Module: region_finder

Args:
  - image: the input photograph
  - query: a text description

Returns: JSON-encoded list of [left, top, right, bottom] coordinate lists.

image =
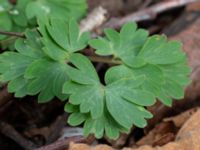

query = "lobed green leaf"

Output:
[[26, 0, 87, 21], [0, 19, 191, 140]]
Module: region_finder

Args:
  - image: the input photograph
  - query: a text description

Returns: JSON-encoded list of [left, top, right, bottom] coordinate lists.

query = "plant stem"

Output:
[[0, 31, 119, 65], [0, 31, 25, 38], [88, 55, 122, 64], [0, 37, 17, 45]]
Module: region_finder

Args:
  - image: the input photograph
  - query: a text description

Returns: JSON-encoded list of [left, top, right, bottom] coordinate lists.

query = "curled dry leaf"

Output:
[[68, 142, 114, 150], [136, 121, 176, 146], [124, 109, 200, 150], [68, 109, 200, 150], [163, 107, 199, 127]]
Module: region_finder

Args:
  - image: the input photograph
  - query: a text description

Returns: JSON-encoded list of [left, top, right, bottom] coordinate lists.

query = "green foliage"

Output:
[[63, 55, 154, 138], [0, 0, 13, 40], [0, 18, 190, 139], [0, 19, 90, 102], [89, 23, 191, 106], [26, 0, 87, 21], [0, 0, 87, 46]]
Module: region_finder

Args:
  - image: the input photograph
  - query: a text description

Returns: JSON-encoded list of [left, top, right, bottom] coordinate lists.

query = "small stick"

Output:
[[0, 31, 25, 38], [0, 87, 13, 108], [35, 136, 86, 150], [139, 0, 152, 9], [46, 113, 68, 144], [0, 121, 37, 150], [88, 55, 122, 64], [104, 0, 198, 29], [80, 6, 107, 33]]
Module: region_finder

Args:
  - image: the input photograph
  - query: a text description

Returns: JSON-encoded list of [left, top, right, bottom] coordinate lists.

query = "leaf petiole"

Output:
[[0, 31, 25, 38], [88, 55, 122, 65]]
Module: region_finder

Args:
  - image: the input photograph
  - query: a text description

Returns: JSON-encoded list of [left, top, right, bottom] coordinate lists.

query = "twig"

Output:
[[0, 37, 17, 47], [35, 136, 86, 150], [0, 121, 37, 150], [88, 55, 122, 64], [80, 6, 107, 33], [139, 0, 152, 9], [0, 87, 12, 108], [103, 0, 198, 29], [46, 113, 68, 144], [0, 31, 25, 38]]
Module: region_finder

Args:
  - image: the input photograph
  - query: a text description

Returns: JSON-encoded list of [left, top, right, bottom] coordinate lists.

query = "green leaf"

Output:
[[105, 70, 154, 129], [66, 105, 128, 139], [37, 18, 90, 62], [15, 30, 45, 58], [89, 38, 114, 56], [122, 89, 155, 106], [64, 103, 79, 113], [0, 16, 90, 102], [66, 53, 99, 84], [0, 30, 44, 96], [63, 81, 104, 119], [0, 0, 88, 48], [0, 17, 190, 141], [83, 115, 105, 139], [89, 22, 148, 65], [64, 26, 191, 138], [26, 0, 87, 21], [63, 53, 104, 119], [106, 63, 189, 107], [7, 76, 29, 97], [25, 58, 69, 102], [0, 52, 35, 82], [63, 54, 155, 139], [68, 112, 87, 126], [0, 29, 70, 102], [0, 0, 12, 11], [0, 12, 12, 40], [37, 19, 70, 61], [0, 0, 29, 41], [138, 35, 186, 65], [45, 18, 90, 53], [90, 22, 190, 107], [11, 0, 29, 27]]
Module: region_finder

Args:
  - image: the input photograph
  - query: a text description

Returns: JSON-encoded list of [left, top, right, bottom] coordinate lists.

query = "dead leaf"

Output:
[[124, 109, 200, 150], [136, 122, 176, 146], [69, 142, 114, 150], [68, 109, 200, 150], [164, 107, 199, 127]]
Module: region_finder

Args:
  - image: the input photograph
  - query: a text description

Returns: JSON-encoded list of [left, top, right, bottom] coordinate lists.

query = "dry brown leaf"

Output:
[[164, 107, 199, 127], [187, 2, 200, 11], [68, 109, 200, 150], [106, 133, 131, 148], [69, 143, 114, 150], [123, 109, 200, 150], [136, 122, 176, 146]]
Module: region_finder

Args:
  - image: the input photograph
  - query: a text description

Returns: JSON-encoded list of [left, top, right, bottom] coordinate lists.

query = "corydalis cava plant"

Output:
[[0, 19, 190, 139]]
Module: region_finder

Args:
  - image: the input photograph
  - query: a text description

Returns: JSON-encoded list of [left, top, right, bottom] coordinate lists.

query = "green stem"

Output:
[[88, 56, 122, 64], [0, 31, 25, 38], [0, 37, 17, 45], [0, 31, 121, 65]]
